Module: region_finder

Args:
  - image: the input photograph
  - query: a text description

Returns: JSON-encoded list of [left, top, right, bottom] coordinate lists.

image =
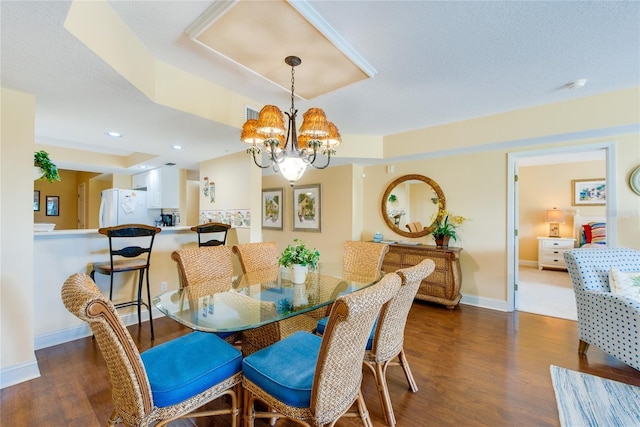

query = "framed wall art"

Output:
[[571, 178, 606, 206], [34, 190, 40, 211], [292, 184, 321, 232], [46, 195, 59, 216], [262, 188, 283, 230]]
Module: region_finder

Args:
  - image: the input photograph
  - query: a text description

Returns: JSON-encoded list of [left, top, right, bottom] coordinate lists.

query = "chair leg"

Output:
[[397, 348, 418, 392], [355, 389, 373, 427], [374, 361, 396, 427], [136, 270, 144, 328], [578, 339, 590, 354], [144, 268, 154, 340]]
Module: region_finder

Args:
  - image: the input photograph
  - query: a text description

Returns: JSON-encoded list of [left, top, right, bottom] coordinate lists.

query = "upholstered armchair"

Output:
[[564, 248, 640, 370]]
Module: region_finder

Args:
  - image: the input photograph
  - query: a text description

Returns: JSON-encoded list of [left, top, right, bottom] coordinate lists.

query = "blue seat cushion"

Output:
[[242, 331, 321, 408], [141, 331, 242, 407], [316, 316, 377, 350]]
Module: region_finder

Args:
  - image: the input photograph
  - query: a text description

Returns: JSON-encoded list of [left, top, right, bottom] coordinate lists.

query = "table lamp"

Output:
[[545, 208, 565, 238]]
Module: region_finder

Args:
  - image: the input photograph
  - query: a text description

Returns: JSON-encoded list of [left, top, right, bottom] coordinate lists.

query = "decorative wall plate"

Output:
[[630, 165, 640, 196]]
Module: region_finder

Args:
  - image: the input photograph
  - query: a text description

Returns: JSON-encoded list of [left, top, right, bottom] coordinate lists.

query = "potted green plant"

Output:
[[34, 150, 61, 183], [431, 211, 467, 247], [278, 238, 320, 284]]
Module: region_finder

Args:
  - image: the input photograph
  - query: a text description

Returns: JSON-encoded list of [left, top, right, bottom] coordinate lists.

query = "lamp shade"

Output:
[[545, 208, 565, 223], [257, 105, 285, 135], [240, 119, 264, 145], [322, 122, 342, 149], [299, 108, 329, 137]]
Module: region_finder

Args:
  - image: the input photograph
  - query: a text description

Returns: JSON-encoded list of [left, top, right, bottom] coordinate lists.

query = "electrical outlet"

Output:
[[160, 281, 167, 291]]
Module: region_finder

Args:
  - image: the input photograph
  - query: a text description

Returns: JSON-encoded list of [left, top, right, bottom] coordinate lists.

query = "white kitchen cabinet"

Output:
[[132, 172, 148, 190], [537, 237, 575, 270], [146, 166, 179, 209]]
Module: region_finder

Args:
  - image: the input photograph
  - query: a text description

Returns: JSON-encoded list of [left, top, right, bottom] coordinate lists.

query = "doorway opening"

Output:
[[506, 142, 616, 317]]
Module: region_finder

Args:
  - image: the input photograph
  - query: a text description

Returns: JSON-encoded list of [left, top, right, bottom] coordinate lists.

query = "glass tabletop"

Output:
[[153, 263, 381, 333]]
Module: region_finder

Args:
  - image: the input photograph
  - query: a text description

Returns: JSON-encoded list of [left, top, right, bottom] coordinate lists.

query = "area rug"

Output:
[[550, 365, 640, 426]]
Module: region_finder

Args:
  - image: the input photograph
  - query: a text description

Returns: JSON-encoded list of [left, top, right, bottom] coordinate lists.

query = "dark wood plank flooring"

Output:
[[2, 302, 639, 426]]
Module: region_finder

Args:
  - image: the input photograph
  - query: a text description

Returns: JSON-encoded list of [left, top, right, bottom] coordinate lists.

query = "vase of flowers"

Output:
[[278, 238, 320, 284], [431, 210, 467, 247]]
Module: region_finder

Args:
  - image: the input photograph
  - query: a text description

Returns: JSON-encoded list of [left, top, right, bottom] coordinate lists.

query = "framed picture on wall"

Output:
[[262, 188, 283, 230], [34, 190, 40, 211], [46, 195, 59, 216], [292, 184, 321, 232], [571, 178, 606, 206]]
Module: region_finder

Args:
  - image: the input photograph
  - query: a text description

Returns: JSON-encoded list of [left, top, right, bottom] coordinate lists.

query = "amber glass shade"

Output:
[[299, 108, 329, 137], [257, 105, 285, 135], [240, 119, 264, 145]]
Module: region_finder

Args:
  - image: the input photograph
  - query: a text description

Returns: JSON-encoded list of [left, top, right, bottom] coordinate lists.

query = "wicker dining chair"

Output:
[[171, 245, 240, 343], [308, 241, 389, 324], [232, 242, 279, 272], [242, 272, 402, 427], [90, 224, 161, 339], [61, 273, 242, 427], [363, 258, 435, 427], [232, 242, 317, 347], [190, 222, 230, 247], [171, 245, 234, 289]]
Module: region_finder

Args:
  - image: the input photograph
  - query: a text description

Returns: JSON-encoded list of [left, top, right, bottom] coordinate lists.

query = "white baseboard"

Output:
[[35, 307, 165, 350], [460, 293, 510, 312], [0, 359, 40, 389], [519, 260, 538, 268], [2, 309, 165, 389]]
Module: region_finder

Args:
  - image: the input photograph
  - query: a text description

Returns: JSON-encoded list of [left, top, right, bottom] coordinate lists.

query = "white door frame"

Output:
[[506, 141, 616, 311]]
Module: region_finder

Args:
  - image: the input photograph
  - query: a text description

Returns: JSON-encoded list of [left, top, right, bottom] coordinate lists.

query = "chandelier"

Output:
[[240, 56, 341, 185]]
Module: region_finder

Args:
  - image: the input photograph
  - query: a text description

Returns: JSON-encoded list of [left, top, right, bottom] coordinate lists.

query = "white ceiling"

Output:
[[1, 1, 639, 175]]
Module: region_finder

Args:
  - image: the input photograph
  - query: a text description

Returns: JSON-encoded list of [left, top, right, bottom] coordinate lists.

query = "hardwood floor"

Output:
[[2, 302, 640, 426]]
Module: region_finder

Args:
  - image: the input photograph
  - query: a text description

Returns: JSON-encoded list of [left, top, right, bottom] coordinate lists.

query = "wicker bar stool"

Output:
[[61, 273, 242, 427], [190, 222, 230, 247], [242, 272, 402, 427], [90, 224, 161, 339]]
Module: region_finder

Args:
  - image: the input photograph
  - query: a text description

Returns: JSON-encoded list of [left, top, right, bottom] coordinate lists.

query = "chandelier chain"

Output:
[[290, 64, 296, 116]]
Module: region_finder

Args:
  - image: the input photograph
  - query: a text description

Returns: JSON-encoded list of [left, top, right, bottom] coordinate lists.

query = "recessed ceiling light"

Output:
[[139, 165, 149, 169], [105, 131, 123, 138], [172, 145, 183, 150]]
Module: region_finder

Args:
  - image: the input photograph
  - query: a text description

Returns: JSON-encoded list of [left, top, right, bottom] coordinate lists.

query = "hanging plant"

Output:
[[34, 150, 61, 183], [388, 194, 397, 203]]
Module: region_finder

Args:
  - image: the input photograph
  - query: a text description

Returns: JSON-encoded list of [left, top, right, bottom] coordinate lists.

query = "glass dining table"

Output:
[[153, 263, 382, 354]]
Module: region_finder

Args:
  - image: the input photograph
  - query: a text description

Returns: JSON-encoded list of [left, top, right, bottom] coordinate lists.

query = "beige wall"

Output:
[[262, 164, 360, 264], [199, 151, 261, 271], [1, 88, 38, 379], [518, 160, 606, 262]]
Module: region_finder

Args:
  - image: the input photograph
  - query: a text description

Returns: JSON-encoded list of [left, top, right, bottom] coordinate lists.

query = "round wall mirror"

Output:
[[381, 174, 446, 238]]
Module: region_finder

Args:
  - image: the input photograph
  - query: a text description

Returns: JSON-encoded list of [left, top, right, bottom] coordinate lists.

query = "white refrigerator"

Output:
[[99, 188, 161, 228]]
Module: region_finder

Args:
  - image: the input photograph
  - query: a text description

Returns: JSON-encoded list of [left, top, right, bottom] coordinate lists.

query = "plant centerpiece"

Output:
[[34, 150, 61, 183], [431, 209, 467, 247], [278, 238, 320, 284]]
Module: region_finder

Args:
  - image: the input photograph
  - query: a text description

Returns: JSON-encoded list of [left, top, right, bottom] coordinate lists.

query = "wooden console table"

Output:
[[381, 243, 462, 309]]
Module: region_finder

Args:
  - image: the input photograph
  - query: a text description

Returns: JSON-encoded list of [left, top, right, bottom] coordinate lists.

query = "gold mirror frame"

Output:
[[381, 174, 446, 238]]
